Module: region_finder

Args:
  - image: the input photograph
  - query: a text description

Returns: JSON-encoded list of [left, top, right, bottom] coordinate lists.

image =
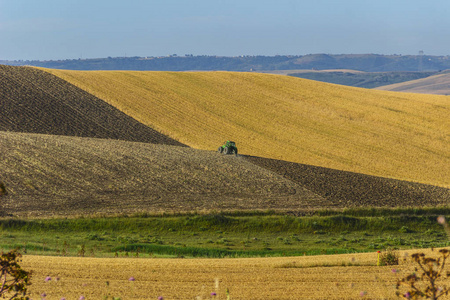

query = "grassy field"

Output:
[[2, 210, 449, 299], [43, 68, 450, 187], [1, 210, 449, 258]]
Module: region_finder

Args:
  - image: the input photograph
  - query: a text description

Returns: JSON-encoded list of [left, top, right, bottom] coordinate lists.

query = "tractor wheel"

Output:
[[218, 147, 223, 153], [224, 147, 229, 154], [234, 148, 238, 156]]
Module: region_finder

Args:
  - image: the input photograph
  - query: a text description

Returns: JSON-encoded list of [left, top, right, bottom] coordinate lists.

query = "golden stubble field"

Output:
[[21, 248, 448, 300], [42, 69, 450, 187]]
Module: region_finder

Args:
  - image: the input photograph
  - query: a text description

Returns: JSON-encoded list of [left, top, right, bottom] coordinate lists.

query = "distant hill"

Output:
[[376, 71, 450, 95], [2, 54, 450, 72], [285, 70, 437, 88], [43, 68, 450, 187], [0, 65, 184, 146]]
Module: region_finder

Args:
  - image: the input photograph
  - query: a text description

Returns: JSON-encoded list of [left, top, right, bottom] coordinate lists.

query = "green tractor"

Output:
[[218, 140, 238, 156]]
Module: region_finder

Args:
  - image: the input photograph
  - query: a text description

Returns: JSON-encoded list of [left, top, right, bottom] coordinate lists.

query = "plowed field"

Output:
[[246, 155, 450, 208], [0, 65, 184, 146], [1, 131, 449, 218], [0, 131, 328, 217]]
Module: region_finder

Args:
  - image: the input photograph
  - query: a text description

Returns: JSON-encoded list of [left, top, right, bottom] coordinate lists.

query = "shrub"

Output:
[[396, 249, 450, 299], [380, 248, 399, 266], [0, 249, 32, 299]]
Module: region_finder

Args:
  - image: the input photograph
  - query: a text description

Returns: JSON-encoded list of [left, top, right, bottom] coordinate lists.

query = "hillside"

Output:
[[246, 156, 450, 209], [0, 131, 326, 217], [3, 54, 450, 72], [43, 68, 450, 187], [1, 131, 448, 217], [284, 70, 436, 88], [0, 65, 184, 146], [376, 71, 450, 95]]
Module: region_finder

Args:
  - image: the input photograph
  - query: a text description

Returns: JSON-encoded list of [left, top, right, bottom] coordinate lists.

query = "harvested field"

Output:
[[1, 131, 449, 218], [21, 248, 447, 299], [1, 64, 450, 300], [43, 68, 450, 187], [0, 65, 184, 146], [0, 131, 329, 217], [1, 64, 449, 213], [376, 71, 450, 95]]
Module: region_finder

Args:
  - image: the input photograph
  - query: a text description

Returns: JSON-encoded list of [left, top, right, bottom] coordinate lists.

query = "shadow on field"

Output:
[[0, 65, 185, 146], [244, 155, 450, 209]]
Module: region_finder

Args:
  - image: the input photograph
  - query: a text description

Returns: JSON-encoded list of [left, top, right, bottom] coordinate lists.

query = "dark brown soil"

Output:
[[1, 132, 449, 218], [245, 155, 450, 208], [0, 132, 328, 217], [0, 65, 184, 146]]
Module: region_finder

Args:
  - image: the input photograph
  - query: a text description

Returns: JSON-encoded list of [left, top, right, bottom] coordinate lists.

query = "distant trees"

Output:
[[3, 54, 450, 72]]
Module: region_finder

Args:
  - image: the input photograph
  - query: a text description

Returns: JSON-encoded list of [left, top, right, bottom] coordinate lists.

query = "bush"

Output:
[[396, 249, 450, 299], [380, 248, 399, 266], [0, 249, 32, 299]]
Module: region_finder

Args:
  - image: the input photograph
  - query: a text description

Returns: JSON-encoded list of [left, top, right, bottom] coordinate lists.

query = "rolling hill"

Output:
[[376, 71, 450, 95], [4, 53, 450, 72], [282, 70, 436, 89], [1, 64, 449, 217], [1, 131, 448, 218], [0, 65, 184, 146], [42, 68, 450, 187], [0, 131, 327, 217]]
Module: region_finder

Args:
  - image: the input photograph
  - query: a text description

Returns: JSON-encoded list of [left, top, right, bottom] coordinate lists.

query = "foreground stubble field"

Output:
[[22, 249, 446, 299]]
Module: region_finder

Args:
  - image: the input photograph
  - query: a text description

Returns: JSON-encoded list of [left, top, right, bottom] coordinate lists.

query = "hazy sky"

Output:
[[1, 0, 449, 61]]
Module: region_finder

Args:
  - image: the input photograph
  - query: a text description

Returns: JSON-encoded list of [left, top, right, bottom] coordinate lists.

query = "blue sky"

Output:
[[1, 0, 449, 60]]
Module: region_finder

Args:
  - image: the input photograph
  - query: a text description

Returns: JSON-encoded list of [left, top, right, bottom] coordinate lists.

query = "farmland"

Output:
[[2, 131, 449, 218], [2, 65, 448, 217], [376, 70, 450, 95], [0, 65, 184, 146], [19, 248, 450, 299], [0, 131, 324, 217], [285, 69, 437, 89], [1, 64, 450, 299], [43, 68, 450, 187]]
